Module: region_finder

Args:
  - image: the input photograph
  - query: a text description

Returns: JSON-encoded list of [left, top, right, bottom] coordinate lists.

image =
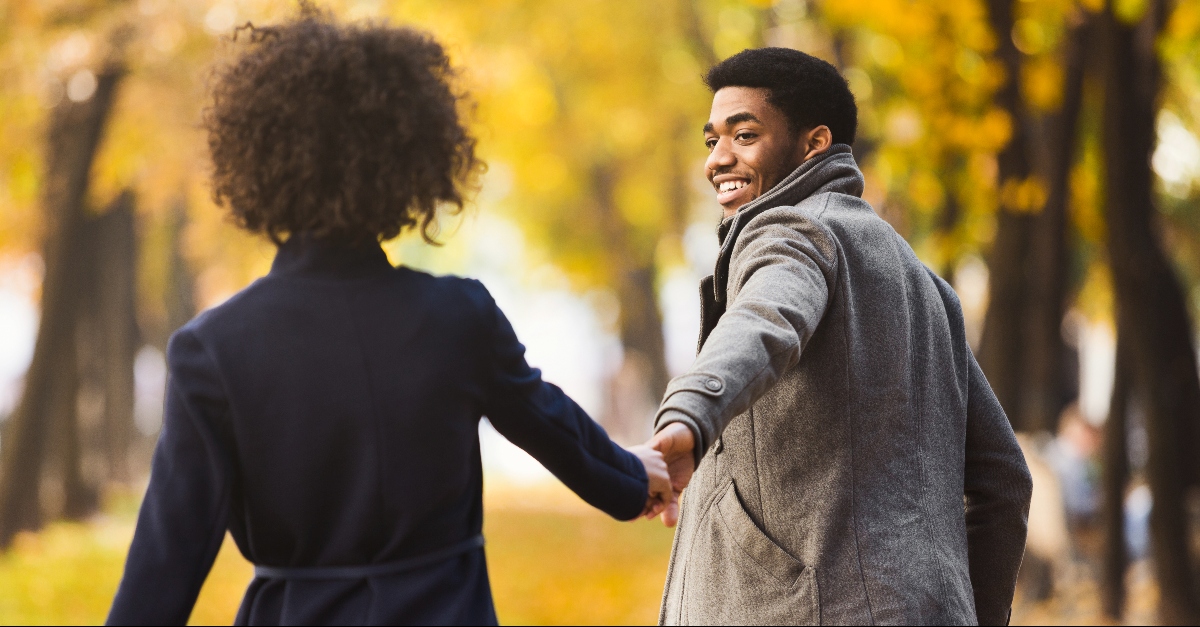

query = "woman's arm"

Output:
[[469, 281, 658, 521], [107, 328, 233, 626]]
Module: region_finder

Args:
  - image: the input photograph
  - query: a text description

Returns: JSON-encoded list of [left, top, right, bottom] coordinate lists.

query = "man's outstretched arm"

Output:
[[963, 351, 1033, 625], [651, 208, 838, 524]]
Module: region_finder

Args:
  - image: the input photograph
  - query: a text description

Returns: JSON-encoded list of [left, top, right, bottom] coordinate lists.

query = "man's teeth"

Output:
[[719, 180, 748, 193]]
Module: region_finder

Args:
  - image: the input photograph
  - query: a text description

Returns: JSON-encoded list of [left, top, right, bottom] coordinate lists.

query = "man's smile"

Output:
[[713, 174, 754, 206]]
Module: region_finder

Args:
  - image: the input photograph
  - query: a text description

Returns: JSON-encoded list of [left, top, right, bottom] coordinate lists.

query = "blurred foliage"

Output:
[[1159, 1, 1200, 313], [823, 0, 1011, 268], [2, 0, 1200, 323]]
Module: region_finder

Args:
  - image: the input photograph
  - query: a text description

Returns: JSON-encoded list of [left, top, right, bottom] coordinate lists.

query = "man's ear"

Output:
[[801, 125, 833, 162]]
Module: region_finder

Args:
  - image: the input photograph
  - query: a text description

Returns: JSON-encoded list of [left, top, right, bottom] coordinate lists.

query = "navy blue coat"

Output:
[[106, 238, 649, 625]]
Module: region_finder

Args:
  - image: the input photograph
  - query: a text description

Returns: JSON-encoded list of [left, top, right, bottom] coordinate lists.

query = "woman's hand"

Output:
[[626, 444, 672, 519]]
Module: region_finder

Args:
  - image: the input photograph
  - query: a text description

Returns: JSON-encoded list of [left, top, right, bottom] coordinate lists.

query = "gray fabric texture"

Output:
[[655, 145, 1032, 626]]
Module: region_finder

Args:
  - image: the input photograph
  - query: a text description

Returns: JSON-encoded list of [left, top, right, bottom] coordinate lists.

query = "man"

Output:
[[648, 48, 1032, 625]]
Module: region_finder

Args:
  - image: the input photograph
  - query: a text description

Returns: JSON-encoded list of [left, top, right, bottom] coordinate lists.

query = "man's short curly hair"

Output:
[[705, 48, 857, 146], [204, 11, 480, 244]]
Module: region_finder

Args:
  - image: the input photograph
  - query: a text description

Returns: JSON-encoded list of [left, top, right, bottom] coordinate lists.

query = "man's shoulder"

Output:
[[734, 193, 887, 262], [790, 192, 907, 257], [745, 192, 880, 234], [741, 198, 830, 237], [801, 191, 885, 224], [725, 200, 843, 291]]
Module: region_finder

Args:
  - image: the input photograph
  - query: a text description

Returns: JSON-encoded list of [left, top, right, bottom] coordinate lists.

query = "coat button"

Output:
[[704, 378, 722, 392]]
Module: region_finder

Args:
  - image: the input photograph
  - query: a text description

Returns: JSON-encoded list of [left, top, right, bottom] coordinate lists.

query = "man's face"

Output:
[[703, 87, 806, 217]]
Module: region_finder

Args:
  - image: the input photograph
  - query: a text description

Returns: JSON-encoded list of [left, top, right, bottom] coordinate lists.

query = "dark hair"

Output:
[[704, 47, 857, 146], [203, 10, 481, 244]]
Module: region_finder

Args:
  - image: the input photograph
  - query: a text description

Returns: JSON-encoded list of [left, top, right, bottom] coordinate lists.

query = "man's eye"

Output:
[[705, 138, 718, 150], [736, 132, 757, 142]]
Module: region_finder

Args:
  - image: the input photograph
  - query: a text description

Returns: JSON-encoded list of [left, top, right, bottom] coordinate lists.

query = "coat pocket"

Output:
[[681, 481, 819, 625]]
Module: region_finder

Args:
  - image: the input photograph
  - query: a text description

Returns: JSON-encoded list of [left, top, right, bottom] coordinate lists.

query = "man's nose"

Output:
[[705, 139, 736, 175]]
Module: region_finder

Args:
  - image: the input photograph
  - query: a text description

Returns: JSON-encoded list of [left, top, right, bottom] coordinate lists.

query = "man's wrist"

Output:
[[656, 410, 704, 468]]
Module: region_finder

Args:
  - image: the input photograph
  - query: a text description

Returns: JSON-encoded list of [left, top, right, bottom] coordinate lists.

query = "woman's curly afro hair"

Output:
[[204, 9, 480, 244]]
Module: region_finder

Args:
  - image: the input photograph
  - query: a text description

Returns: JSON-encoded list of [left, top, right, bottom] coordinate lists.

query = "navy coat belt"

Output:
[[253, 535, 486, 580]]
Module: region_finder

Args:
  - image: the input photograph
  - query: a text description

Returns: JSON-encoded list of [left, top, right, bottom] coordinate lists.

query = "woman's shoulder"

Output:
[[173, 268, 503, 356], [394, 268, 498, 319], [171, 275, 275, 338]]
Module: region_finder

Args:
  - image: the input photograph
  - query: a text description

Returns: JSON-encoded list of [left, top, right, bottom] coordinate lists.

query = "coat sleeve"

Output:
[[653, 207, 838, 464], [107, 328, 233, 626], [469, 281, 649, 521], [963, 350, 1033, 625]]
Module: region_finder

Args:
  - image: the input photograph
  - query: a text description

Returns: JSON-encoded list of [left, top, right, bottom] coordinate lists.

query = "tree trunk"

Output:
[[935, 153, 964, 283], [1101, 339, 1130, 620], [681, 0, 719, 68], [93, 191, 138, 483], [71, 192, 139, 495], [827, 26, 880, 196], [165, 197, 197, 341], [1020, 12, 1091, 434], [1100, 1, 1200, 622], [144, 195, 198, 352], [0, 66, 124, 547], [57, 342, 93, 520], [614, 262, 670, 437], [592, 163, 669, 444], [979, 0, 1037, 429], [667, 117, 693, 238]]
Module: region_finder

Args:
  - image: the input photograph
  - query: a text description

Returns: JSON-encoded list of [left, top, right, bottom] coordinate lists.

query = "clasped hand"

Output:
[[625, 422, 695, 527]]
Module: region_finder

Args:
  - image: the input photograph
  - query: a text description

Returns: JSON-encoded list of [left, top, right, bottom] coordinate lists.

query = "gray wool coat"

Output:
[[655, 145, 1033, 626]]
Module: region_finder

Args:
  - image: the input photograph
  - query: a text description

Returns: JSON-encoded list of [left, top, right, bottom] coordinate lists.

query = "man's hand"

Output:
[[649, 422, 696, 527], [626, 444, 672, 519]]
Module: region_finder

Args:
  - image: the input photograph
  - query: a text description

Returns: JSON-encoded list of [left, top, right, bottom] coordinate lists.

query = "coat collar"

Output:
[[711, 144, 863, 305], [270, 235, 392, 279]]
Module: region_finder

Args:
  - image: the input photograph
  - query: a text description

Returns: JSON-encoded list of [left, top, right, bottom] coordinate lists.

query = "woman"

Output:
[[107, 11, 669, 626]]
